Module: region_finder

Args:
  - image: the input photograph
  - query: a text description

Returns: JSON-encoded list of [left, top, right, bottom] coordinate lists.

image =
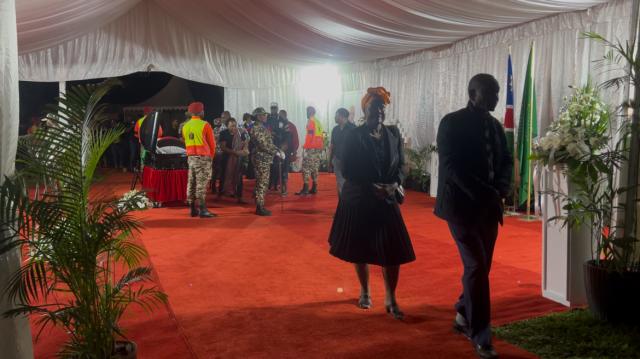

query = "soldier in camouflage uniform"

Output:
[[182, 102, 216, 218], [250, 107, 285, 216], [296, 106, 325, 196]]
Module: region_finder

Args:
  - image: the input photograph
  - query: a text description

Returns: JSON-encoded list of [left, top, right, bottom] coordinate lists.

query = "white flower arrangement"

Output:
[[119, 190, 152, 211], [532, 84, 609, 167]]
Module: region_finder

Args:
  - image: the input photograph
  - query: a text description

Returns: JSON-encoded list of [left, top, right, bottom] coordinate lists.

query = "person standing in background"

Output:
[[295, 106, 324, 196], [267, 102, 286, 192], [277, 109, 299, 196], [211, 111, 230, 194], [219, 118, 250, 204], [250, 107, 285, 216], [328, 108, 355, 197], [133, 106, 153, 170], [182, 102, 217, 219]]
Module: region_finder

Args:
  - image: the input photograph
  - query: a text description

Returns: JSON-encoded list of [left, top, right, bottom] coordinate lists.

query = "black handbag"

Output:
[[395, 184, 405, 204]]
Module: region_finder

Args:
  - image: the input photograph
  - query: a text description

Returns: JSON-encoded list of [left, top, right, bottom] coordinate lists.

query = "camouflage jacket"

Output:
[[251, 122, 278, 163]]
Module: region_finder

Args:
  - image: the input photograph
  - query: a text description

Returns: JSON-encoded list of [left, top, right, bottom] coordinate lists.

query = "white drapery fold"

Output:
[[333, 0, 631, 148], [18, 0, 301, 89]]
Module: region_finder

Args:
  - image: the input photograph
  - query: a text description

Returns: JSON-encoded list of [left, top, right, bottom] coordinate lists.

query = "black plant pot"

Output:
[[583, 260, 640, 323]]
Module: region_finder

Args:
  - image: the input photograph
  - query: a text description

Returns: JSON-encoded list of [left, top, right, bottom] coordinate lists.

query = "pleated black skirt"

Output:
[[328, 181, 415, 266]]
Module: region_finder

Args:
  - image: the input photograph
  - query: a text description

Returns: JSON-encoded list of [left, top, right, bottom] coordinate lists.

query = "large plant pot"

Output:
[[583, 260, 640, 323], [112, 341, 137, 359]]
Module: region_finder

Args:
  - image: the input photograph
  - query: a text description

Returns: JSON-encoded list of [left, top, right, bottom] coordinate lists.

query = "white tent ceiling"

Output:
[[17, 0, 607, 63]]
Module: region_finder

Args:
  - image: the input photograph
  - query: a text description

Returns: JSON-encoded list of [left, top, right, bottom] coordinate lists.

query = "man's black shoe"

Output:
[[190, 203, 199, 217], [309, 183, 318, 194], [295, 184, 309, 196], [199, 205, 216, 218], [474, 344, 498, 359], [453, 313, 471, 340], [256, 206, 272, 216]]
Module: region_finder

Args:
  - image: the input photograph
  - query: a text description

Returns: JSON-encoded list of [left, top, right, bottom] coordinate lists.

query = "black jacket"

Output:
[[434, 103, 513, 225], [340, 125, 405, 207]]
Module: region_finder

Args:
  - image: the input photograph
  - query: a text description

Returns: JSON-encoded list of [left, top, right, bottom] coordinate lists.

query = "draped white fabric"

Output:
[[0, 1, 34, 357], [14, 0, 630, 149], [334, 0, 632, 148], [227, 0, 632, 149], [17, 0, 606, 63]]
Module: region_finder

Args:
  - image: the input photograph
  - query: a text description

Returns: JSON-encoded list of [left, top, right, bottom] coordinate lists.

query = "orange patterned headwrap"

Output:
[[361, 87, 391, 112]]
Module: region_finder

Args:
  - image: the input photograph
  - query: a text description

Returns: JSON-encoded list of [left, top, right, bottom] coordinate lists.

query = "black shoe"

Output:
[[281, 183, 288, 196], [385, 303, 404, 320], [309, 183, 317, 194], [295, 184, 309, 196], [199, 205, 216, 218], [453, 313, 471, 340], [255, 206, 272, 216], [190, 203, 199, 217], [474, 344, 498, 359], [357, 294, 372, 309]]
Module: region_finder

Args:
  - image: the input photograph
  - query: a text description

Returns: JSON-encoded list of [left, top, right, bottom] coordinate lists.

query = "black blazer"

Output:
[[434, 103, 513, 225], [342, 125, 404, 186]]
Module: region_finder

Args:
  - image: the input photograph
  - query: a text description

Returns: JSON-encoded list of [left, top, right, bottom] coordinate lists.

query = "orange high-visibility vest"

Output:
[[303, 116, 324, 149], [182, 116, 215, 157], [134, 115, 146, 140], [134, 115, 164, 143]]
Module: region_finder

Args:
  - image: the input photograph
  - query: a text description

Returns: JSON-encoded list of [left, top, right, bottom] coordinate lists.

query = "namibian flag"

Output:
[[505, 53, 515, 197]]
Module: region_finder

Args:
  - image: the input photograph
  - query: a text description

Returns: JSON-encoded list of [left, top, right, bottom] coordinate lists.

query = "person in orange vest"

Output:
[[296, 106, 325, 195], [133, 106, 164, 170], [182, 102, 216, 218]]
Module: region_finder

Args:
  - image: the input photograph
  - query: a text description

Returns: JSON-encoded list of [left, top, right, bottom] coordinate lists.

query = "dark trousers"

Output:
[[269, 157, 289, 188], [448, 219, 499, 347]]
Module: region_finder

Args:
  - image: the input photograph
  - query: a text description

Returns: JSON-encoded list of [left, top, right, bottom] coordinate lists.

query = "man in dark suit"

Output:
[[435, 74, 513, 359]]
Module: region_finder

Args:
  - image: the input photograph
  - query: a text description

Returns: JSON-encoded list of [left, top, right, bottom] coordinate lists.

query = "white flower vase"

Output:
[[541, 166, 592, 307]]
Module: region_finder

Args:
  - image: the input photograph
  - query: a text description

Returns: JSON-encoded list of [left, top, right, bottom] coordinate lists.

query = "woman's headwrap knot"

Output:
[[361, 87, 391, 112]]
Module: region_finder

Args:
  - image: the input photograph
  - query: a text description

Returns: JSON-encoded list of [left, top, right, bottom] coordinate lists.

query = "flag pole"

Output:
[[504, 45, 519, 216], [522, 41, 538, 221]]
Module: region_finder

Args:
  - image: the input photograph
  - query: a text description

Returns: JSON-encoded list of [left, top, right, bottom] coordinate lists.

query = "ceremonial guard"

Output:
[[182, 102, 216, 218]]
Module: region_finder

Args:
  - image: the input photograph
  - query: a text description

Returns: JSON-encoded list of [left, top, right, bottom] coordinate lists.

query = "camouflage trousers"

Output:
[[301, 148, 322, 184], [254, 155, 273, 207], [187, 156, 213, 204]]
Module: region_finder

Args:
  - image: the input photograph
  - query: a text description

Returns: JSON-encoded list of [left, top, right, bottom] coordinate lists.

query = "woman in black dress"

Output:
[[328, 87, 415, 320]]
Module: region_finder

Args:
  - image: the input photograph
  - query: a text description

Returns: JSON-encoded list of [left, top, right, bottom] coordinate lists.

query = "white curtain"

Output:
[[0, 0, 34, 357], [18, 0, 300, 89], [336, 0, 632, 149], [225, 0, 632, 150]]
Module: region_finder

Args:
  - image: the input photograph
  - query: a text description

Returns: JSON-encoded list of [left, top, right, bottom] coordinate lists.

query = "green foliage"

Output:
[[404, 145, 436, 192], [0, 80, 167, 358], [495, 309, 640, 359]]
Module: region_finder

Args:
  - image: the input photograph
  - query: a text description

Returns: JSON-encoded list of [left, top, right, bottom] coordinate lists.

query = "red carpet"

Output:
[[33, 171, 564, 358]]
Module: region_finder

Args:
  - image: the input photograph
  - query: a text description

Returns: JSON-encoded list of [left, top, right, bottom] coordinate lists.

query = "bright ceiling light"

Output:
[[300, 64, 341, 104]]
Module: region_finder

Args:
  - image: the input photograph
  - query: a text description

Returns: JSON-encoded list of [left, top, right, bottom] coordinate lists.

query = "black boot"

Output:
[[295, 183, 309, 196], [190, 202, 199, 217], [255, 205, 272, 216], [309, 182, 318, 194], [199, 203, 216, 218], [281, 181, 288, 197]]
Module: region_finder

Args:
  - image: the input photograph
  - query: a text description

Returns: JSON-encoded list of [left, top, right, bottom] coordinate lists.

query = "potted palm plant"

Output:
[[0, 80, 167, 357], [532, 77, 640, 321]]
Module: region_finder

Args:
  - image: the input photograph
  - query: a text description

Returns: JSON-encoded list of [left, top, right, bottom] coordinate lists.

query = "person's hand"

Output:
[[239, 149, 250, 157], [373, 183, 397, 200], [276, 150, 286, 160]]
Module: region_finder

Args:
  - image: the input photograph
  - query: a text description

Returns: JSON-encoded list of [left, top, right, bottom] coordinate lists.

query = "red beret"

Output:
[[188, 102, 204, 115], [143, 106, 153, 115]]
